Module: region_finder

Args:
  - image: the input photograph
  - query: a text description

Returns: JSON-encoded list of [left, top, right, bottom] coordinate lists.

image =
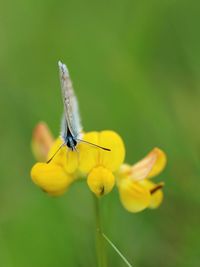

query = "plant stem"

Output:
[[93, 196, 107, 267]]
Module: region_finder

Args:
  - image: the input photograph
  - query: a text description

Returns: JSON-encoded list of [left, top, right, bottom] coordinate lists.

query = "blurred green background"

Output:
[[0, 0, 200, 266]]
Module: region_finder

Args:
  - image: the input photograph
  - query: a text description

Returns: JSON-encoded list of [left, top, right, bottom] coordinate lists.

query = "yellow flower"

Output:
[[30, 122, 167, 213], [79, 131, 125, 197], [31, 124, 125, 197], [117, 148, 167, 213], [31, 123, 76, 196]]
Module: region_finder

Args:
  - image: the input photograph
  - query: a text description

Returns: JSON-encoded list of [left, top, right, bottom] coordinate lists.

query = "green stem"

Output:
[[93, 196, 107, 267]]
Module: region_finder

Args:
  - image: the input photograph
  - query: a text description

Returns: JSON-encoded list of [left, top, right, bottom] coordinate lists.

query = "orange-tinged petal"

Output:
[[31, 162, 73, 195], [31, 122, 54, 161], [99, 131, 125, 172], [87, 166, 115, 197], [118, 179, 151, 212], [129, 152, 157, 181], [126, 148, 167, 181], [139, 180, 164, 209], [147, 148, 167, 178]]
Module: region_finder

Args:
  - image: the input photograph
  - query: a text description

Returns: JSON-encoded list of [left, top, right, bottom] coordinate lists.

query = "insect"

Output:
[[47, 61, 110, 163]]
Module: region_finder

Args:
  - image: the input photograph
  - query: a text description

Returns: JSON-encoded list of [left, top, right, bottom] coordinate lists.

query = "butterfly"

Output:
[[47, 61, 110, 163]]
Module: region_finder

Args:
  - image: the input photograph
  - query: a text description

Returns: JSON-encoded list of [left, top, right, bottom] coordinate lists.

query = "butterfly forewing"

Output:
[[58, 61, 82, 138]]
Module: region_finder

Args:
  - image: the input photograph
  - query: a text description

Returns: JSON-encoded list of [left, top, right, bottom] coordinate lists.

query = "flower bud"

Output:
[[31, 122, 54, 161]]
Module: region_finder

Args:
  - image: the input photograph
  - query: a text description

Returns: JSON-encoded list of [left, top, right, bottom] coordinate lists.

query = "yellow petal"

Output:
[[118, 179, 151, 212], [87, 166, 115, 197], [126, 147, 167, 181], [98, 131, 125, 172], [47, 138, 78, 174], [139, 180, 164, 209], [47, 137, 66, 165], [79, 131, 125, 173], [31, 122, 54, 162], [31, 162, 73, 195], [150, 190, 163, 209], [65, 150, 79, 173], [147, 148, 167, 178], [78, 132, 99, 173]]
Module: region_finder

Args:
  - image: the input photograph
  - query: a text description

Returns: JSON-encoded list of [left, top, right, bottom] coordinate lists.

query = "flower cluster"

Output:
[[31, 122, 167, 212]]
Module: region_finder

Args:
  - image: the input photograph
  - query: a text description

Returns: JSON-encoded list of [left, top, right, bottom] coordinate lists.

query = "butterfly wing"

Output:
[[58, 61, 82, 138]]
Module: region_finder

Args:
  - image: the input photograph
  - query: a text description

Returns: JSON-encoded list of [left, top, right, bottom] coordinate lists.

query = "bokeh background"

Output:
[[0, 0, 200, 266]]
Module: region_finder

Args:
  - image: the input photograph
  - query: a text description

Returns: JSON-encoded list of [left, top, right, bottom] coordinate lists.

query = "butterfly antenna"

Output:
[[76, 139, 111, 151], [46, 143, 65, 164]]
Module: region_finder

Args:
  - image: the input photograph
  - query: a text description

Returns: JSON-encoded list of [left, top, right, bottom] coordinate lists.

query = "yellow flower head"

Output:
[[30, 123, 167, 213], [31, 124, 125, 197]]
